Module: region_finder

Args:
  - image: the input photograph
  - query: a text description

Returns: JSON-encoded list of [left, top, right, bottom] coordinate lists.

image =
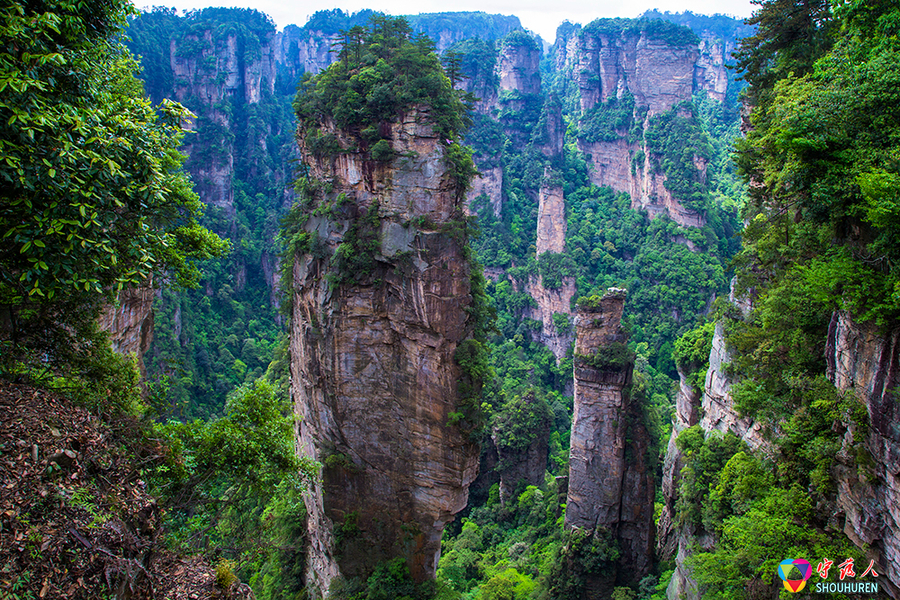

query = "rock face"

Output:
[[552, 22, 727, 228], [535, 180, 566, 256], [523, 276, 576, 362], [465, 166, 503, 217], [826, 312, 900, 598], [98, 286, 156, 373], [560, 29, 698, 116], [491, 390, 551, 505], [171, 28, 277, 216], [498, 37, 542, 96], [566, 289, 655, 589], [657, 319, 764, 600], [523, 177, 576, 361], [660, 309, 900, 599], [290, 111, 481, 594], [274, 26, 338, 78]]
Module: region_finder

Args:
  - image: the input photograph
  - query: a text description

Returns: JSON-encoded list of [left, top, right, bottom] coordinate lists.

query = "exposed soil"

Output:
[[0, 380, 252, 599]]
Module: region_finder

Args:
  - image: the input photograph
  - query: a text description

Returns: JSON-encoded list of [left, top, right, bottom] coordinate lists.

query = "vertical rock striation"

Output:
[[170, 27, 277, 216], [525, 176, 576, 360], [290, 110, 481, 594], [98, 286, 156, 375], [552, 20, 729, 228], [566, 289, 655, 590], [660, 305, 900, 598], [826, 312, 900, 597]]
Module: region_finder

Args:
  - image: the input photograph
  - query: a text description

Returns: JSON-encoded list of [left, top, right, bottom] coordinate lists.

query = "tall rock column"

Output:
[[525, 172, 576, 362], [290, 110, 481, 595], [565, 289, 655, 587]]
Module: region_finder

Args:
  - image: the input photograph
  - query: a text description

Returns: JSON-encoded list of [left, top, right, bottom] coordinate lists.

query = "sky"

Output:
[[135, 0, 757, 42]]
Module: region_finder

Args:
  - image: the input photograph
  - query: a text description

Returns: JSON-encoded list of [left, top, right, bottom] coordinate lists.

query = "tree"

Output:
[[0, 0, 227, 363]]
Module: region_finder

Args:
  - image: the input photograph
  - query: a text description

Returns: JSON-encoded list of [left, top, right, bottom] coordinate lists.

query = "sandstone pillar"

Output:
[[565, 288, 655, 588]]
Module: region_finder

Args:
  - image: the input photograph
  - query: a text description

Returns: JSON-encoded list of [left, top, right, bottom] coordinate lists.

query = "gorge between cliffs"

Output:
[[3, 3, 899, 600]]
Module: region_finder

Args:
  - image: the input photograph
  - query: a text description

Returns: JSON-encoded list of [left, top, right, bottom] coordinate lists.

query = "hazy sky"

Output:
[[136, 0, 757, 42]]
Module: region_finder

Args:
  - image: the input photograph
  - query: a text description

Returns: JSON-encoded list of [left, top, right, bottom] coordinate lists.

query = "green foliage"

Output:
[[644, 102, 713, 213], [674, 422, 869, 597], [536, 252, 577, 290], [0, 16, 226, 302], [576, 341, 634, 371], [439, 477, 567, 599], [551, 312, 571, 333], [0, 0, 227, 370], [152, 379, 316, 561], [127, 7, 295, 417], [443, 142, 479, 200], [579, 92, 635, 142], [215, 559, 238, 589], [293, 15, 472, 144], [329, 201, 383, 287], [672, 321, 714, 390], [444, 38, 499, 106], [546, 527, 620, 600], [582, 17, 699, 46], [734, 0, 900, 327], [406, 13, 521, 49], [479, 567, 535, 600], [491, 390, 553, 452]]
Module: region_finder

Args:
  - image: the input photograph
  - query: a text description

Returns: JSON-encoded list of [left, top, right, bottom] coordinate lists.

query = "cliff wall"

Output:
[[290, 111, 480, 594], [657, 321, 762, 600], [274, 26, 337, 78], [171, 28, 278, 215], [98, 287, 156, 375], [826, 312, 900, 597], [566, 290, 655, 591], [660, 311, 900, 599], [552, 21, 728, 228]]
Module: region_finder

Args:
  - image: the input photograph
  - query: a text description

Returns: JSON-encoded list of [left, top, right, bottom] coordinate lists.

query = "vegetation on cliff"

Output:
[[666, 0, 900, 594], [0, 1, 310, 598], [293, 15, 474, 146], [16, 2, 891, 597], [126, 7, 295, 418]]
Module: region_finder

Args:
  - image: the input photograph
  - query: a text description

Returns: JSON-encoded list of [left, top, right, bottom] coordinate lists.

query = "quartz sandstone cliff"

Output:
[[290, 111, 480, 594], [98, 286, 156, 376], [659, 308, 900, 599], [525, 177, 575, 362], [553, 22, 729, 228], [826, 312, 900, 598], [171, 27, 277, 215], [566, 290, 655, 591]]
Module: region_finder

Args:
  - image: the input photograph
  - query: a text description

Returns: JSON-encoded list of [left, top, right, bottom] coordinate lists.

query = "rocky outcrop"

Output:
[[491, 390, 551, 505], [524, 277, 576, 362], [98, 286, 156, 375], [556, 25, 697, 116], [274, 26, 338, 78], [498, 35, 542, 96], [521, 177, 575, 361], [693, 34, 731, 103], [566, 289, 655, 590], [465, 166, 503, 217], [535, 180, 566, 256], [658, 319, 763, 600], [660, 306, 900, 599], [290, 110, 481, 594], [698, 323, 764, 447], [553, 21, 721, 228], [826, 312, 900, 598], [171, 25, 278, 217]]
